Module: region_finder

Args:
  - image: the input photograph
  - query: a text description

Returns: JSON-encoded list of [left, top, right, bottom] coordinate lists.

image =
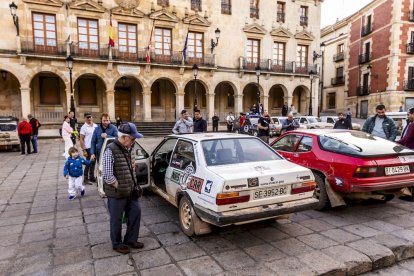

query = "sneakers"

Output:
[[124, 241, 144, 249], [113, 244, 130, 254], [81, 189, 85, 197], [68, 195, 76, 201]]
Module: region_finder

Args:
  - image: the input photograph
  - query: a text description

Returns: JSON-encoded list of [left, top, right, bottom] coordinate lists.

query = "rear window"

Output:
[[0, 124, 17, 131], [318, 131, 414, 157]]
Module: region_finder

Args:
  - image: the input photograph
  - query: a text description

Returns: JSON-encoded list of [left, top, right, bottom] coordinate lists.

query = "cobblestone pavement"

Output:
[[2, 139, 414, 276]]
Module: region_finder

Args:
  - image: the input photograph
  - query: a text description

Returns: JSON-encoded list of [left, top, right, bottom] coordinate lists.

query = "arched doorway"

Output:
[[184, 80, 207, 116], [214, 82, 235, 121], [292, 86, 309, 115], [74, 74, 106, 119], [269, 84, 286, 115], [30, 72, 66, 122], [243, 83, 262, 112], [114, 77, 143, 121], [0, 70, 21, 118], [151, 78, 176, 121]]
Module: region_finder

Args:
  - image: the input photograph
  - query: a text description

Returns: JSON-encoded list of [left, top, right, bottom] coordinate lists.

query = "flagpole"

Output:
[[182, 21, 191, 65], [146, 19, 156, 63]]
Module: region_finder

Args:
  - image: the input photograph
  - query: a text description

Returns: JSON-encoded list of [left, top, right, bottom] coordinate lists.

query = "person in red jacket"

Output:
[[17, 117, 33, 155], [397, 107, 414, 149]]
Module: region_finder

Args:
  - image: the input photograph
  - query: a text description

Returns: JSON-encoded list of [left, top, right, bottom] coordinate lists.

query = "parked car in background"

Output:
[[271, 129, 414, 210], [0, 116, 20, 152], [295, 116, 334, 129], [233, 114, 260, 136], [271, 116, 305, 136], [320, 116, 361, 130], [385, 112, 408, 139]]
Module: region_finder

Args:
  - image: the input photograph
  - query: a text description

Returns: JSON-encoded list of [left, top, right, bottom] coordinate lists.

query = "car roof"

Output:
[[283, 129, 354, 136]]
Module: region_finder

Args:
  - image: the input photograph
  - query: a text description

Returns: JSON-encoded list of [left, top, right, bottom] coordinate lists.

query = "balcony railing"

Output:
[[271, 61, 294, 73], [152, 51, 182, 65], [221, 2, 231, 14], [331, 76, 345, 85], [296, 63, 317, 74], [407, 43, 414, 54], [404, 80, 414, 91], [300, 16, 308, 26], [21, 39, 67, 56], [277, 12, 285, 23], [72, 46, 109, 60], [250, 6, 259, 19], [358, 52, 371, 64], [361, 24, 373, 36], [410, 10, 414, 21], [191, 0, 202, 11], [185, 53, 215, 67], [333, 52, 344, 62], [157, 0, 169, 7], [34, 111, 65, 123], [112, 49, 147, 62], [357, 85, 370, 96]]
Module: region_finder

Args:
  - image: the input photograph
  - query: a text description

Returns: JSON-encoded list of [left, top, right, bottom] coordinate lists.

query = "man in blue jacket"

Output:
[[91, 113, 118, 162]]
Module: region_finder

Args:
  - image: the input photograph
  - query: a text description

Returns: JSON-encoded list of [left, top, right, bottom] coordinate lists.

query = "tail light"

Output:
[[291, 181, 316, 194], [216, 192, 250, 205], [353, 166, 377, 178]]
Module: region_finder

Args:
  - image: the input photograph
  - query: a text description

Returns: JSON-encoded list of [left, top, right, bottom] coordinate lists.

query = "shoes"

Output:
[[68, 195, 76, 201], [113, 244, 130, 254], [81, 189, 85, 197], [124, 241, 144, 249]]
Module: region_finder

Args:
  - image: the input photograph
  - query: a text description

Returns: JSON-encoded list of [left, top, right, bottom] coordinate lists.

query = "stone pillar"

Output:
[[207, 93, 215, 124], [262, 95, 269, 113], [16, 36, 21, 54], [65, 88, 71, 113], [142, 88, 152, 122], [106, 89, 115, 119], [20, 87, 31, 118], [235, 94, 243, 115], [176, 92, 185, 119]]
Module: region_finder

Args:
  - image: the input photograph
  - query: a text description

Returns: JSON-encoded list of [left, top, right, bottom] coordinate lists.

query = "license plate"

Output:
[[384, 165, 410, 176], [253, 186, 288, 200]]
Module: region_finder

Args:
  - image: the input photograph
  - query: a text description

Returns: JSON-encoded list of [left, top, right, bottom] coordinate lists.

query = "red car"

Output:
[[270, 129, 414, 210]]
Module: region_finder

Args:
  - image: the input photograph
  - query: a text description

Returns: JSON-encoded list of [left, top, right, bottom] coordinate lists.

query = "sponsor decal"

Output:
[[270, 177, 275, 181], [204, 180, 213, 193], [171, 170, 181, 184], [297, 175, 311, 181], [187, 176, 204, 194], [180, 162, 195, 189], [248, 177, 259, 188], [230, 184, 246, 189], [254, 166, 271, 172]]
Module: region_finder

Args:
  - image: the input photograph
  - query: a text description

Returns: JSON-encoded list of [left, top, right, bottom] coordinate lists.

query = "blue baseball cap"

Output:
[[119, 122, 143, 139]]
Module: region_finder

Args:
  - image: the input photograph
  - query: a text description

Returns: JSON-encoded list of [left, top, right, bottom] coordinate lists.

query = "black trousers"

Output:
[[20, 135, 31, 154], [213, 125, 218, 132], [84, 148, 95, 180], [227, 124, 233, 132]]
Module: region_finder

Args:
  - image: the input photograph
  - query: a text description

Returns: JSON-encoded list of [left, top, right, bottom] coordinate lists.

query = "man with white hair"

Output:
[[102, 122, 144, 254]]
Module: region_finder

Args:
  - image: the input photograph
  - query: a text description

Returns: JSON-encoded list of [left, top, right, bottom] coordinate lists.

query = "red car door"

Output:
[[271, 133, 302, 161], [290, 135, 316, 168]]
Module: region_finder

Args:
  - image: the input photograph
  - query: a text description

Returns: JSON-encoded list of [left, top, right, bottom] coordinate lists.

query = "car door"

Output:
[[271, 134, 302, 161], [132, 141, 151, 188], [97, 138, 115, 196], [151, 138, 179, 194], [289, 136, 315, 168]]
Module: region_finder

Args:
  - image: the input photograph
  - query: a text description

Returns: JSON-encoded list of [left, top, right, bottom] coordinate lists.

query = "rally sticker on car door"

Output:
[[187, 176, 204, 193]]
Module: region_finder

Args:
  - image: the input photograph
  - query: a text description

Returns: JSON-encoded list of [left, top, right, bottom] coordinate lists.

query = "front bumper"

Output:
[[194, 197, 318, 227], [350, 179, 414, 192]]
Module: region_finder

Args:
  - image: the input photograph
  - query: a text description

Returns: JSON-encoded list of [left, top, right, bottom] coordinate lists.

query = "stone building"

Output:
[[322, 0, 414, 118], [0, 0, 323, 124]]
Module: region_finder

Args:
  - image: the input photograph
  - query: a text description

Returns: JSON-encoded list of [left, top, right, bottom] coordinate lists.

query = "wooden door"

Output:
[[115, 89, 131, 121]]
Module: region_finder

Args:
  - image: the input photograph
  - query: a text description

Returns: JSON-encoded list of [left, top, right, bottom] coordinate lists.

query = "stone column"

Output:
[[65, 88, 71, 113], [142, 88, 152, 122], [262, 95, 269, 113], [16, 36, 21, 54], [106, 90, 115, 119], [207, 93, 215, 124], [235, 94, 243, 115], [176, 91, 185, 119], [20, 87, 31, 118]]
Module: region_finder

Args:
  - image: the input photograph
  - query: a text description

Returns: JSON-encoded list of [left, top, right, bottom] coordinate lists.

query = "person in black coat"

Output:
[[334, 113, 352, 130], [211, 113, 219, 132], [282, 103, 288, 116], [193, 110, 207, 132]]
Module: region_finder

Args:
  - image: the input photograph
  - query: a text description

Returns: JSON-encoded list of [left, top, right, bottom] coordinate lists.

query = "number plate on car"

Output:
[[253, 186, 288, 200], [384, 165, 410, 176]]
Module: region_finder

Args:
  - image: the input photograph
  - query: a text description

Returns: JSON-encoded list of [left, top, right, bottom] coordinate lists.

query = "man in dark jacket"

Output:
[[90, 113, 118, 162], [27, 114, 41, 153], [258, 111, 271, 143], [102, 123, 144, 254], [282, 103, 288, 116], [397, 107, 414, 149], [282, 113, 300, 132], [193, 110, 207, 132], [212, 113, 219, 132], [68, 111, 77, 145], [362, 104, 397, 141], [17, 117, 33, 155], [333, 113, 352, 130]]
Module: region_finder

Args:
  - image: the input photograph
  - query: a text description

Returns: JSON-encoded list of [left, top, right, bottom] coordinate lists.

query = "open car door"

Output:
[[97, 138, 115, 197], [132, 141, 151, 188]]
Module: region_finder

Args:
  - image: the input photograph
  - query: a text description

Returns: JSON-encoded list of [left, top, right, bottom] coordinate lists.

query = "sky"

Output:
[[321, 0, 374, 27]]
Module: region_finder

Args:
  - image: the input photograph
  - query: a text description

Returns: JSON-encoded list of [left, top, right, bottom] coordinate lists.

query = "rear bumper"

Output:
[[350, 179, 414, 192], [194, 197, 319, 227]]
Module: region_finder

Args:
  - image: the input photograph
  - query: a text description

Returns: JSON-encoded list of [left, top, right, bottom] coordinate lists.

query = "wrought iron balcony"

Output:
[[333, 52, 344, 62], [295, 63, 317, 74], [185, 52, 215, 67], [250, 6, 259, 19], [361, 24, 373, 36], [407, 43, 414, 54], [271, 61, 294, 73], [404, 80, 414, 91], [358, 52, 371, 64], [21, 39, 66, 56], [242, 58, 266, 70], [72, 46, 109, 60], [277, 12, 285, 23], [331, 76, 345, 86], [221, 2, 231, 14], [152, 51, 182, 65], [357, 85, 370, 96], [300, 16, 308, 27], [112, 49, 147, 62], [410, 10, 414, 22]]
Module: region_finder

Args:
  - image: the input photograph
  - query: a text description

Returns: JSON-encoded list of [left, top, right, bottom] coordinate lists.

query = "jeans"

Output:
[[31, 135, 38, 153], [20, 135, 31, 154], [84, 148, 95, 180]]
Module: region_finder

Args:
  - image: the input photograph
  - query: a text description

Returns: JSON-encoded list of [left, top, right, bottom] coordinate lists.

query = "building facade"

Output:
[[0, 0, 323, 123]]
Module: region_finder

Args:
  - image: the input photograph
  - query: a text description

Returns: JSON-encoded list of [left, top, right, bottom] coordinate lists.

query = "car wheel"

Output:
[[314, 173, 330, 210], [179, 196, 196, 236]]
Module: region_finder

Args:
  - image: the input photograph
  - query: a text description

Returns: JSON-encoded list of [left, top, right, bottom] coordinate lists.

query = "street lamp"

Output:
[[9, 2, 19, 36], [255, 65, 261, 114], [309, 70, 315, 116], [318, 42, 325, 116], [192, 64, 199, 114], [210, 28, 221, 53], [66, 55, 75, 115]]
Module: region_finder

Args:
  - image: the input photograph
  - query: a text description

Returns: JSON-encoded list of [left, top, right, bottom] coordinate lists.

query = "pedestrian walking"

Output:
[[80, 112, 98, 184], [362, 104, 397, 141], [17, 117, 33, 155], [282, 102, 288, 116], [27, 114, 41, 154], [212, 113, 219, 132], [193, 110, 207, 133], [226, 112, 235, 132], [90, 113, 118, 162], [345, 108, 352, 124], [172, 110, 193, 134], [282, 113, 300, 132], [68, 111, 78, 145], [333, 113, 352, 130], [258, 111, 271, 143], [397, 107, 414, 149], [102, 122, 144, 254], [259, 104, 264, 115], [62, 115, 73, 159], [63, 147, 91, 201]]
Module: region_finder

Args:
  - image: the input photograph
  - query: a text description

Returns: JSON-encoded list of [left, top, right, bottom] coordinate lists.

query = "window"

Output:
[[365, 42, 370, 54], [221, 0, 231, 14], [327, 93, 336, 109], [273, 42, 285, 66], [32, 13, 57, 51], [78, 78, 97, 105], [337, 44, 344, 53], [39, 76, 60, 105], [228, 92, 234, 107], [336, 67, 344, 77], [277, 2, 285, 22], [188, 32, 204, 60], [77, 18, 99, 50], [171, 140, 196, 171], [296, 45, 308, 69], [118, 23, 137, 54], [246, 39, 260, 64], [154, 28, 172, 56], [300, 6, 308, 26], [250, 0, 259, 19], [191, 0, 202, 11], [272, 134, 301, 152], [296, 136, 313, 153], [157, 0, 169, 6]]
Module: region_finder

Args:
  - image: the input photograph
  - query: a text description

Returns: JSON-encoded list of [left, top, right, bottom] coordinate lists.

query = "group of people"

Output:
[[172, 109, 208, 134], [17, 114, 41, 155]]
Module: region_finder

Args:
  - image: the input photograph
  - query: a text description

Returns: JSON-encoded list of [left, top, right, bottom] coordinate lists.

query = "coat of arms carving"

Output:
[[116, 0, 140, 10]]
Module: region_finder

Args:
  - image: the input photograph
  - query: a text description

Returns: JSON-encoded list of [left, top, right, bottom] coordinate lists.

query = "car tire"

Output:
[[178, 196, 197, 236], [314, 173, 330, 210]]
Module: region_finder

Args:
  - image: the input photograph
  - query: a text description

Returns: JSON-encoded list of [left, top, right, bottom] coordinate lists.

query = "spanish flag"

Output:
[[109, 14, 114, 47]]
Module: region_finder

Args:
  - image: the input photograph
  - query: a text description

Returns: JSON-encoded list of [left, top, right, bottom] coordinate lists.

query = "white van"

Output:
[[386, 112, 408, 139]]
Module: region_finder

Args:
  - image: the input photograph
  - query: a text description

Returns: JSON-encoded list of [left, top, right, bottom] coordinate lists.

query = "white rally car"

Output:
[[98, 133, 318, 236]]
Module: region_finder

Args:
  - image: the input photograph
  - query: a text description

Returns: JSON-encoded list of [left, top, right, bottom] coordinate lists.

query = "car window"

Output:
[[272, 134, 301, 152], [308, 117, 320, 123], [0, 124, 17, 131], [170, 140, 196, 171], [154, 138, 178, 164], [300, 118, 307, 124], [327, 118, 335, 124], [392, 118, 403, 135], [296, 136, 313, 153], [132, 141, 149, 160]]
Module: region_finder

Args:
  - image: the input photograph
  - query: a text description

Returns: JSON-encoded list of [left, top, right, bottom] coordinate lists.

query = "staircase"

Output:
[[134, 121, 176, 137]]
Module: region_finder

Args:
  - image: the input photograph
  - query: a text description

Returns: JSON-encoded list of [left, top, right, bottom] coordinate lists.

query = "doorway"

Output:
[[115, 89, 131, 121], [360, 100, 368, 119]]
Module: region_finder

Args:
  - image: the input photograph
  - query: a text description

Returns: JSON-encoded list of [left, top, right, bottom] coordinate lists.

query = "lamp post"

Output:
[[9, 2, 19, 36], [318, 42, 325, 116], [66, 55, 75, 115], [192, 64, 199, 114], [210, 28, 221, 53], [309, 70, 315, 116], [255, 65, 261, 114]]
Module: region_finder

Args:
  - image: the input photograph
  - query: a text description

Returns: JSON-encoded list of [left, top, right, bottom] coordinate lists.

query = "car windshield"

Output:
[[308, 117, 321, 123], [0, 124, 17, 131], [318, 131, 414, 157], [202, 138, 282, 166]]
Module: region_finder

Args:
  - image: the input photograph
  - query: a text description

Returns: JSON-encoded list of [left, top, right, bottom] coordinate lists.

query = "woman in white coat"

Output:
[[62, 115, 73, 158]]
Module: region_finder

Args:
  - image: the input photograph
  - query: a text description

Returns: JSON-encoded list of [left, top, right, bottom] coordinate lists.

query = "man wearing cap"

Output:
[[80, 112, 98, 184], [102, 122, 144, 254]]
